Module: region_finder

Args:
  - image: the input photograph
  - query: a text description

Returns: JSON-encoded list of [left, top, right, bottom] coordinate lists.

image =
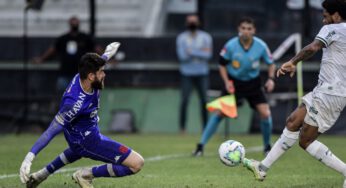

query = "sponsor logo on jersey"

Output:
[[90, 109, 97, 118], [85, 131, 91, 136], [252, 60, 259, 69], [232, 60, 240, 69], [119, 145, 129, 154], [326, 30, 336, 40], [114, 155, 121, 162], [309, 106, 318, 115], [65, 92, 86, 120]]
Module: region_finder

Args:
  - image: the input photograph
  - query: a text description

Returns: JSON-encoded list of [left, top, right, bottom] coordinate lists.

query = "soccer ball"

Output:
[[218, 140, 245, 167]]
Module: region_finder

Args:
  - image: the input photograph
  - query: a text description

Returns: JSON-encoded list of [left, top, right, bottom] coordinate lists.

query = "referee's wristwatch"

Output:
[[268, 76, 275, 81]]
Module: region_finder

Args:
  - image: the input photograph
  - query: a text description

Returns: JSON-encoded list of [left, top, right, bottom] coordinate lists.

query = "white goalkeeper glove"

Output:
[[19, 152, 35, 183], [101, 42, 121, 61]]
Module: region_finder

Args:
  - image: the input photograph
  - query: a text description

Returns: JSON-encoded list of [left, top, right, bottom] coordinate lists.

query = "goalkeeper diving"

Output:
[[19, 42, 144, 188]]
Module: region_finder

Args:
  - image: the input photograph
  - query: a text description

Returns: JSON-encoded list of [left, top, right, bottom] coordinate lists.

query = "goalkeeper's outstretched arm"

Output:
[[29, 119, 64, 155], [19, 119, 64, 183]]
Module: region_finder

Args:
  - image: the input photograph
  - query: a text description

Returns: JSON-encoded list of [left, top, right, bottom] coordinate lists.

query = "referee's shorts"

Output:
[[222, 76, 268, 110]]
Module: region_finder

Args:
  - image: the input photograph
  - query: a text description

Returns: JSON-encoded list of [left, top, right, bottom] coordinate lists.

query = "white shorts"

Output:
[[302, 91, 346, 133]]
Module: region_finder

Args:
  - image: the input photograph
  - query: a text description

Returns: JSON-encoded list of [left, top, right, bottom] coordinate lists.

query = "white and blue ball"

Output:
[[218, 140, 245, 167]]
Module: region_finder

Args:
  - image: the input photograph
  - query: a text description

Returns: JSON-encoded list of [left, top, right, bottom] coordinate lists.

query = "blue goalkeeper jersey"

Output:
[[55, 74, 100, 143], [220, 36, 273, 81]]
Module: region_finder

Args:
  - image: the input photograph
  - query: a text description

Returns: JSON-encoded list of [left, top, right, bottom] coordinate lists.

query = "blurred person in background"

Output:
[[193, 17, 275, 156], [176, 14, 213, 134], [33, 16, 102, 95]]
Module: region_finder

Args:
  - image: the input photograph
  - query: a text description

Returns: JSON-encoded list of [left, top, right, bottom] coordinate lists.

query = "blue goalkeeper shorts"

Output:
[[68, 133, 132, 165]]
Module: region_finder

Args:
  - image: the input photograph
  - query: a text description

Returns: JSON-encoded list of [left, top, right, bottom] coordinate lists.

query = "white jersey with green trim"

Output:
[[314, 22, 346, 97]]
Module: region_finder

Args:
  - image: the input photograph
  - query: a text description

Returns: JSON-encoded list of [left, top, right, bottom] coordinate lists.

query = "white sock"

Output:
[[306, 140, 346, 177], [261, 128, 299, 170]]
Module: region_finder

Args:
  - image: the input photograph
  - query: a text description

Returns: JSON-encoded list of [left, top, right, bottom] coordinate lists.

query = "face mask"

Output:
[[187, 23, 198, 31], [71, 25, 79, 32]]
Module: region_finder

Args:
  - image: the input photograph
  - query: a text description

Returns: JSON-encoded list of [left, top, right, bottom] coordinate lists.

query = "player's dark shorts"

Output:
[[222, 75, 268, 109], [67, 133, 132, 165]]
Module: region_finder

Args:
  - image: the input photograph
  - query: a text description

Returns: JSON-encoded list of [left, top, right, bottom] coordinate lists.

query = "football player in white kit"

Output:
[[243, 0, 346, 187]]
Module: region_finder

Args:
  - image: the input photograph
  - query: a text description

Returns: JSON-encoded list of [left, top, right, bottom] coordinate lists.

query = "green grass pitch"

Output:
[[0, 133, 345, 188]]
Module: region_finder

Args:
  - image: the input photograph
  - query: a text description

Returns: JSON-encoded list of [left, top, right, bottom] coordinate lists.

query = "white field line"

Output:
[[0, 146, 262, 180]]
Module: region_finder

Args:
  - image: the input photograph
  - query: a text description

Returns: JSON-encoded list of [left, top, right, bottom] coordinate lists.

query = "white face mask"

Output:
[[66, 41, 77, 55]]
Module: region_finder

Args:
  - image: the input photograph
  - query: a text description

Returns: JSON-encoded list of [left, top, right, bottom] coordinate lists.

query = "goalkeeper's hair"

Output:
[[238, 17, 255, 27], [322, 0, 346, 19], [78, 53, 106, 80]]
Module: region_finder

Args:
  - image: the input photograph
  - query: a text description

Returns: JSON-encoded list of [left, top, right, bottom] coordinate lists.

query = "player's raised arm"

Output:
[[101, 42, 121, 61], [277, 39, 324, 78], [291, 39, 324, 65]]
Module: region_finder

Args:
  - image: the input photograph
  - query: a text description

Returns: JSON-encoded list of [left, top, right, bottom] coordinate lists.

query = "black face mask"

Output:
[[71, 25, 79, 32], [187, 23, 198, 31]]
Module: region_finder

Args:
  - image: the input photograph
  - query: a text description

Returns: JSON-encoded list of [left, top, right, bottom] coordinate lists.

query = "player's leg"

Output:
[[193, 110, 223, 156], [300, 123, 346, 183], [27, 148, 81, 188], [179, 75, 193, 134], [73, 150, 144, 188], [72, 135, 144, 187], [247, 86, 273, 155], [255, 103, 272, 154], [244, 103, 306, 181], [193, 87, 242, 157], [89, 150, 144, 178], [195, 75, 209, 130], [113, 150, 144, 175], [300, 93, 346, 185]]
